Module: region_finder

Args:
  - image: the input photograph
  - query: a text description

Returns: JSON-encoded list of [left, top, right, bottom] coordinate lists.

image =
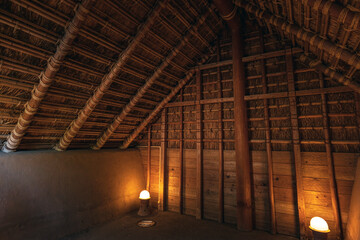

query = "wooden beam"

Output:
[[120, 48, 215, 149], [319, 73, 343, 239], [215, 0, 253, 230], [1, 0, 94, 153], [147, 126, 151, 191], [235, 1, 360, 72], [286, 48, 306, 239], [165, 85, 352, 107], [55, 0, 168, 151], [179, 89, 184, 214], [356, 93, 360, 135], [159, 109, 167, 211], [299, 54, 360, 93], [259, 30, 276, 234], [217, 39, 224, 223], [304, 0, 360, 32], [196, 69, 203, 220], [92, 9, 212, 150], [197, 47, 303, 70]]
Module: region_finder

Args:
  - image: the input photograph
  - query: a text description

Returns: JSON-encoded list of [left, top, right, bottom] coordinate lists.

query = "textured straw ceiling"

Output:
[[1, 0, 359, 152], [0, 0, 223, 151]]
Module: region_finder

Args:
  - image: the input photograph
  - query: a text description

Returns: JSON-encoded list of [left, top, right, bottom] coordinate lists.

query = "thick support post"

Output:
[[213, 0, 252, 231]]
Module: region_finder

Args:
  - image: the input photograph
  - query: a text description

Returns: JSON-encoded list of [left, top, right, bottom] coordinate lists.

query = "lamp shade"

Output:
[[139, 190, 150, 200], [309, 217, 330, 233]]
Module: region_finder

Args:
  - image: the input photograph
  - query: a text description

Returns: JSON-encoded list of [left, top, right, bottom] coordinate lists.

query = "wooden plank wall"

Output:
[[137, 25, 359, 239]]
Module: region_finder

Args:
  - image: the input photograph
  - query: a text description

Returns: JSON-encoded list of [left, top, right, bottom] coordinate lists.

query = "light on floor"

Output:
[[309, 217, 330, 240]]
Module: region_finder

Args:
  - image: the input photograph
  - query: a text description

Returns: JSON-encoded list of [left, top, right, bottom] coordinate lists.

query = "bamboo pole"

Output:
[[119, 48, 214, 149], [286, 48, 307, 239], [299, 54, 360, 93], [196, 69, 203, 220], [1, 0, 94, 153], [92, 10, 211, 150], [319, 73, 343, 239], [217, 38, 224, 224], [259, 30, 276, 234], [54, 0, 168, 151], [234, 1, 360, 71]]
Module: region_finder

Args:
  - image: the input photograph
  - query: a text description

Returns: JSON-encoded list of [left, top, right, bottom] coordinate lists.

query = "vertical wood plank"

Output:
[[159, 109, 167, 211], [285, 48, 306, 239], [232, 27, 252, 231], [179, 89, 184, 214], [217, 38, 224, 223], [260, 30, 276, 234], [147, 126, 151, 191], [319, 73, 343, 239], [355, 93, 360, 135], [196, 69, 203, 219]]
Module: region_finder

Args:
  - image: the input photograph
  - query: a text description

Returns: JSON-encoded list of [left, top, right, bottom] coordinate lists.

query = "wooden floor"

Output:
[[62, 211, 298, 240]]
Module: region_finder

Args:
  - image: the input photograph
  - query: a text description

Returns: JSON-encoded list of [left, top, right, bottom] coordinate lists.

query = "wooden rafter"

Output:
[[235, 1, 360, 73], [92, 10, 213, 150], [1, 0, 95, 153], [54, 0, 168, 151], [300, 54, 360, 93], [120, 48, 215, 149]]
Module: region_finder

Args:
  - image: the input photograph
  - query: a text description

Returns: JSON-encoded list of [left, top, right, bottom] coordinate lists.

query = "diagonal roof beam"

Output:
[[235, 1, 360, 72], [54, 0, 169, 151], [120, 48, 215, 150], [303, 0, 360, 33], [92, 11, 213, 150], [300, 54, 360, 93], [1, 0, 94, 153]]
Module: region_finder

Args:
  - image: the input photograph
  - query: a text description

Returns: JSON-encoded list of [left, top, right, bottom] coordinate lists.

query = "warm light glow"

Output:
[[309, 217, 330, 233], [139, 190, 150, 200]]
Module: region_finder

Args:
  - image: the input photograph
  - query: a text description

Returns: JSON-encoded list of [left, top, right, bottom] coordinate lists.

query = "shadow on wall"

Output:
[[0, 148, 145, 240]]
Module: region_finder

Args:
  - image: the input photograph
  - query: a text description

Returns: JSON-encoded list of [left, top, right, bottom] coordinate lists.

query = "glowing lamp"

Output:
[[138, 190, 151, 216], [139, 190, 150, 200], [309, 217, 330, 240]]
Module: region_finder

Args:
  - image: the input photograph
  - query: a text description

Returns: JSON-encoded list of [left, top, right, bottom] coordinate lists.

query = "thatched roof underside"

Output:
[[1, 0, 360, 151], [0, 0, 223, 151], [237, 0, 360, 88]]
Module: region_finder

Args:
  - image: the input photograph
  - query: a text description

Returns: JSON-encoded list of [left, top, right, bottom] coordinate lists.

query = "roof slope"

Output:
[[0, 0, 223, 151], [235, 0, 360, 92]]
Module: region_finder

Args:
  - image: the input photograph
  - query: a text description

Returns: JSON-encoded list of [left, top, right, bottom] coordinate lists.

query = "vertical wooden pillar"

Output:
[[179, 89, 184, 214], [217, 39, 224, 223], [232, 23, 253, 232], [285, 48, 306, 239], [196, 69, 203, 219], [147, 126, 151, 191], [259, 31, 276, 234], [319, 74, 343, 239], [159, 109, 167, 211]]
